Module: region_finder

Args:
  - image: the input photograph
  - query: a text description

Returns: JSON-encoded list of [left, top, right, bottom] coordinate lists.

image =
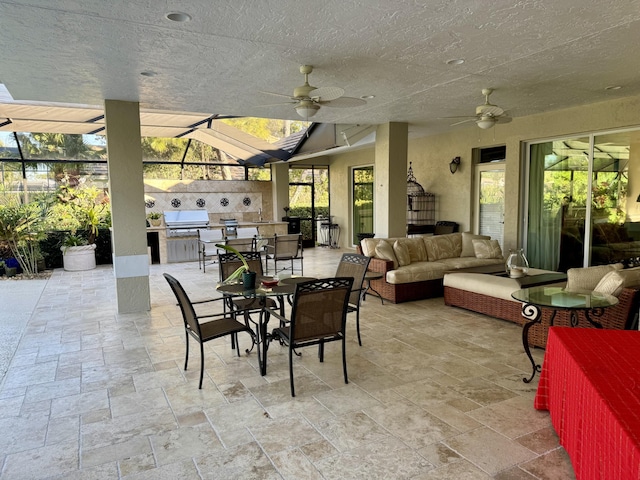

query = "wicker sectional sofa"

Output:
[[444, 264, 640, 348], [359, 232, 504, 303]]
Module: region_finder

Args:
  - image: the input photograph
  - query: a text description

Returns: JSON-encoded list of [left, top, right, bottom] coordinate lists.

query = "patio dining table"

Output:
[[216, 276, 317, 375]]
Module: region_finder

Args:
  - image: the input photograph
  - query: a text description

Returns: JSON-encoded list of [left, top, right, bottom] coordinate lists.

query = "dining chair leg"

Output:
[[342, 337, 348, 384], [184, 331, 190, 371], [198, 341, 205, 389], [319, 340, 325, 362], [356, 309, 362, 346], [289, 347, 295, 397]]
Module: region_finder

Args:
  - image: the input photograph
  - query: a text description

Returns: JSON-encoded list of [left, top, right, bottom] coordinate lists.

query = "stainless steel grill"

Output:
[[220, 218, 238, 236], [164, 210, 209, 237]]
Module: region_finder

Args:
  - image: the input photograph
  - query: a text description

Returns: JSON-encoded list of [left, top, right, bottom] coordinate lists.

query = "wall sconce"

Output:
[[449, 157, 461, 174]]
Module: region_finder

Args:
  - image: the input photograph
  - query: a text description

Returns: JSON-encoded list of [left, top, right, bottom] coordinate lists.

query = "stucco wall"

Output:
[[326, 93, 640, 250]]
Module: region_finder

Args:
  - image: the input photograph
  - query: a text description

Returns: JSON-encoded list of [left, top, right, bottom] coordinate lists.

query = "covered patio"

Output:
[[0, 249, 572, 479]]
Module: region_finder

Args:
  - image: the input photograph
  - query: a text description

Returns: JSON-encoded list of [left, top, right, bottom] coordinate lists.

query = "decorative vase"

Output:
[[242, 271, 257, 290], [506, 248, 529, 278], [149, 218, 161, 227]]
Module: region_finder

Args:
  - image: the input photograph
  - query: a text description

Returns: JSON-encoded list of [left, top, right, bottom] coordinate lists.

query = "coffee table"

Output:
[[511, 286, 618, 383]]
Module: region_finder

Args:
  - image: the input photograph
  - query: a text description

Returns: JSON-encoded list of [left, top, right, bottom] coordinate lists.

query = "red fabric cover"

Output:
[[534, 327, 640, 480]]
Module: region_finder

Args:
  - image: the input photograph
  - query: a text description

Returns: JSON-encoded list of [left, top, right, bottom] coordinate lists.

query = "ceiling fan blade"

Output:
[[450, 118, 475, 126], [440, 115, 476, 119], [256, 101, 297, 107], [320, 96, 367, 108], [496, 115, 512, 124], [259, 90, 294, 99], [309, 86, 344, 101]]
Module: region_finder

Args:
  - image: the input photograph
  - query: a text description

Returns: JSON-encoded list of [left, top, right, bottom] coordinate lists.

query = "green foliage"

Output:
[[215, 243, 251, 282], [0, 198, 48, 274], [146, 211, 162, 220], [48, 184, 111, 244]]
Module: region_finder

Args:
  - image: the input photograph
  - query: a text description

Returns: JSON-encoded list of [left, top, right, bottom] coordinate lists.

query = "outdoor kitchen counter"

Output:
[[146, 222, 289, 264]]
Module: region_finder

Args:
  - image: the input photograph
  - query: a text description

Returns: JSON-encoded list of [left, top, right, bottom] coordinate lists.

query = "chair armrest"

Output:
[[190, 297, 225, 306], [264, 307, 289, 324]]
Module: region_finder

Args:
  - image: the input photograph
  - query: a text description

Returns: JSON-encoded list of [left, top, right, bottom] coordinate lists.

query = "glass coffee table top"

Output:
[[511, 286, 618, 310]]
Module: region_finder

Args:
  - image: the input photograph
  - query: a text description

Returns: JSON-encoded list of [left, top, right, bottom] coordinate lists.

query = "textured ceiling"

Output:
[[1, 0, 640, 137]]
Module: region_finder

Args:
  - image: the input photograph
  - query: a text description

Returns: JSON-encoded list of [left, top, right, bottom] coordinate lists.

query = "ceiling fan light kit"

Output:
[[476, 117, 496, 129], [260, 65, 367, 119], [445, 88, 511, 130]]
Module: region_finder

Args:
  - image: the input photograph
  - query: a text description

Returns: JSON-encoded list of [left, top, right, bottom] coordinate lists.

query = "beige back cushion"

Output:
[[594, 267, 640, 296], [404, 237, 428, 263], [423, 233, 462, 261], [566, 263, 624, 291], [374, 241, 398, 269], [393, 240, 411, 266], [472, 239, 503, 259], [461, 232, 491, 257]]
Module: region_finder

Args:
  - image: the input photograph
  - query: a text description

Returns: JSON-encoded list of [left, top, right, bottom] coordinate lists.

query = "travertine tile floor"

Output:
[[0, 247, 575, 479]]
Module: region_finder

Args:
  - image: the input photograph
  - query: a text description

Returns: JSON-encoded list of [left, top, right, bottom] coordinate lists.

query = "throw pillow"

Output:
[[566, 263, 624, 292], [594, 267, 640, 296], [472, 239, 503, 259], [461, 232, 490, 257], [404, 237, 428, 263], [424, 233, 462, 261], [374, 241, 398, 269], [393, 240, 411, 266]]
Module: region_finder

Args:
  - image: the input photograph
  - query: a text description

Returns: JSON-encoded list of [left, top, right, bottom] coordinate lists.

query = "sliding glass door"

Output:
[[352, 166, 374, 245], [527, 130, 637, 270]]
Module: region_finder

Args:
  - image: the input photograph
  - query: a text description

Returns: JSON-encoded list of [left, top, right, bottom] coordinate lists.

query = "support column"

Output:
[[375, 122, 408, 238], [271, 162, 289, 220], [105, 100, 150, 313]]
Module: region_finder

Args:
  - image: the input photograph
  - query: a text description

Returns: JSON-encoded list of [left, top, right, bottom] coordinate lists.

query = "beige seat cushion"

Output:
[[436, 257, 505, 270], [461, 232, 490, 257], [566, 263, 624, 291], [387, 261, 447, 284], [472, 239, 503, 259], [594, 267, 640, 296]]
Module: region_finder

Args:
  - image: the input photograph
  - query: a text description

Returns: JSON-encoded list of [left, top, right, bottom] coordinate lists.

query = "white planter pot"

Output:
[[61, 244, 97, 271]]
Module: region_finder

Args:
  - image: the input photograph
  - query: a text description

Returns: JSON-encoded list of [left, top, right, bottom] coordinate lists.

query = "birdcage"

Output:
[[407, 162, 435, 234]]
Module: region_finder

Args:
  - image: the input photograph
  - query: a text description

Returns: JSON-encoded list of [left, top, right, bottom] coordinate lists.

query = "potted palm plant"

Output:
[[215, 243, 256, 289], [53, 185, 110, 271]]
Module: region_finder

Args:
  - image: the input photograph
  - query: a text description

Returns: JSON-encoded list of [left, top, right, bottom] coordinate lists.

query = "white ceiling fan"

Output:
[[445, 88, 512, 129], [260, 65, 367, 119]]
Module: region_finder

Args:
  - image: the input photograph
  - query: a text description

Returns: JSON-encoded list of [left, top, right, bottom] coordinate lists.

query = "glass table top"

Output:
[[511, 285, 618, 310]]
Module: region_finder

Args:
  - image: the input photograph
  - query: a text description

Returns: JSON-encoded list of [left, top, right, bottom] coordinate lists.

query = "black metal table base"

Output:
[[521, 303, 604, 383]]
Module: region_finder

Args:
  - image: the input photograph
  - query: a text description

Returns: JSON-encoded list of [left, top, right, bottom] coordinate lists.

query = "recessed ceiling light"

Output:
[[605, 85, 622, 90], [140, 71, 157, 77], [165, 11, 191, 22], [360, 95, 375, 99], [446, 59, 465, 66]]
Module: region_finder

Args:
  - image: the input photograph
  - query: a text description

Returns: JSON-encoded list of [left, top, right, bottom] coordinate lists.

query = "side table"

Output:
[[362, 271, 384, 304], [511, 286, 618, 383]]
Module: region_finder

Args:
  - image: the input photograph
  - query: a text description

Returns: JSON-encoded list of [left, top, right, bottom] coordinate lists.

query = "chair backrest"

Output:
[[225, 236, 256, 252], [163, 273, 202, 339], [198, 228, 225, 243], [335, 253, 371, 305], [219, 251, 264, 282], [273, 233, 302, 259], [434, 221, 459, 235], [289, 277, 353, 343], [235, 227, 259, 238]]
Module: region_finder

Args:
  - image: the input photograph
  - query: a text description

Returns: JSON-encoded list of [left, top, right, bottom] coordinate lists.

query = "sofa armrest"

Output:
[[368, 257, 394, 274]]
